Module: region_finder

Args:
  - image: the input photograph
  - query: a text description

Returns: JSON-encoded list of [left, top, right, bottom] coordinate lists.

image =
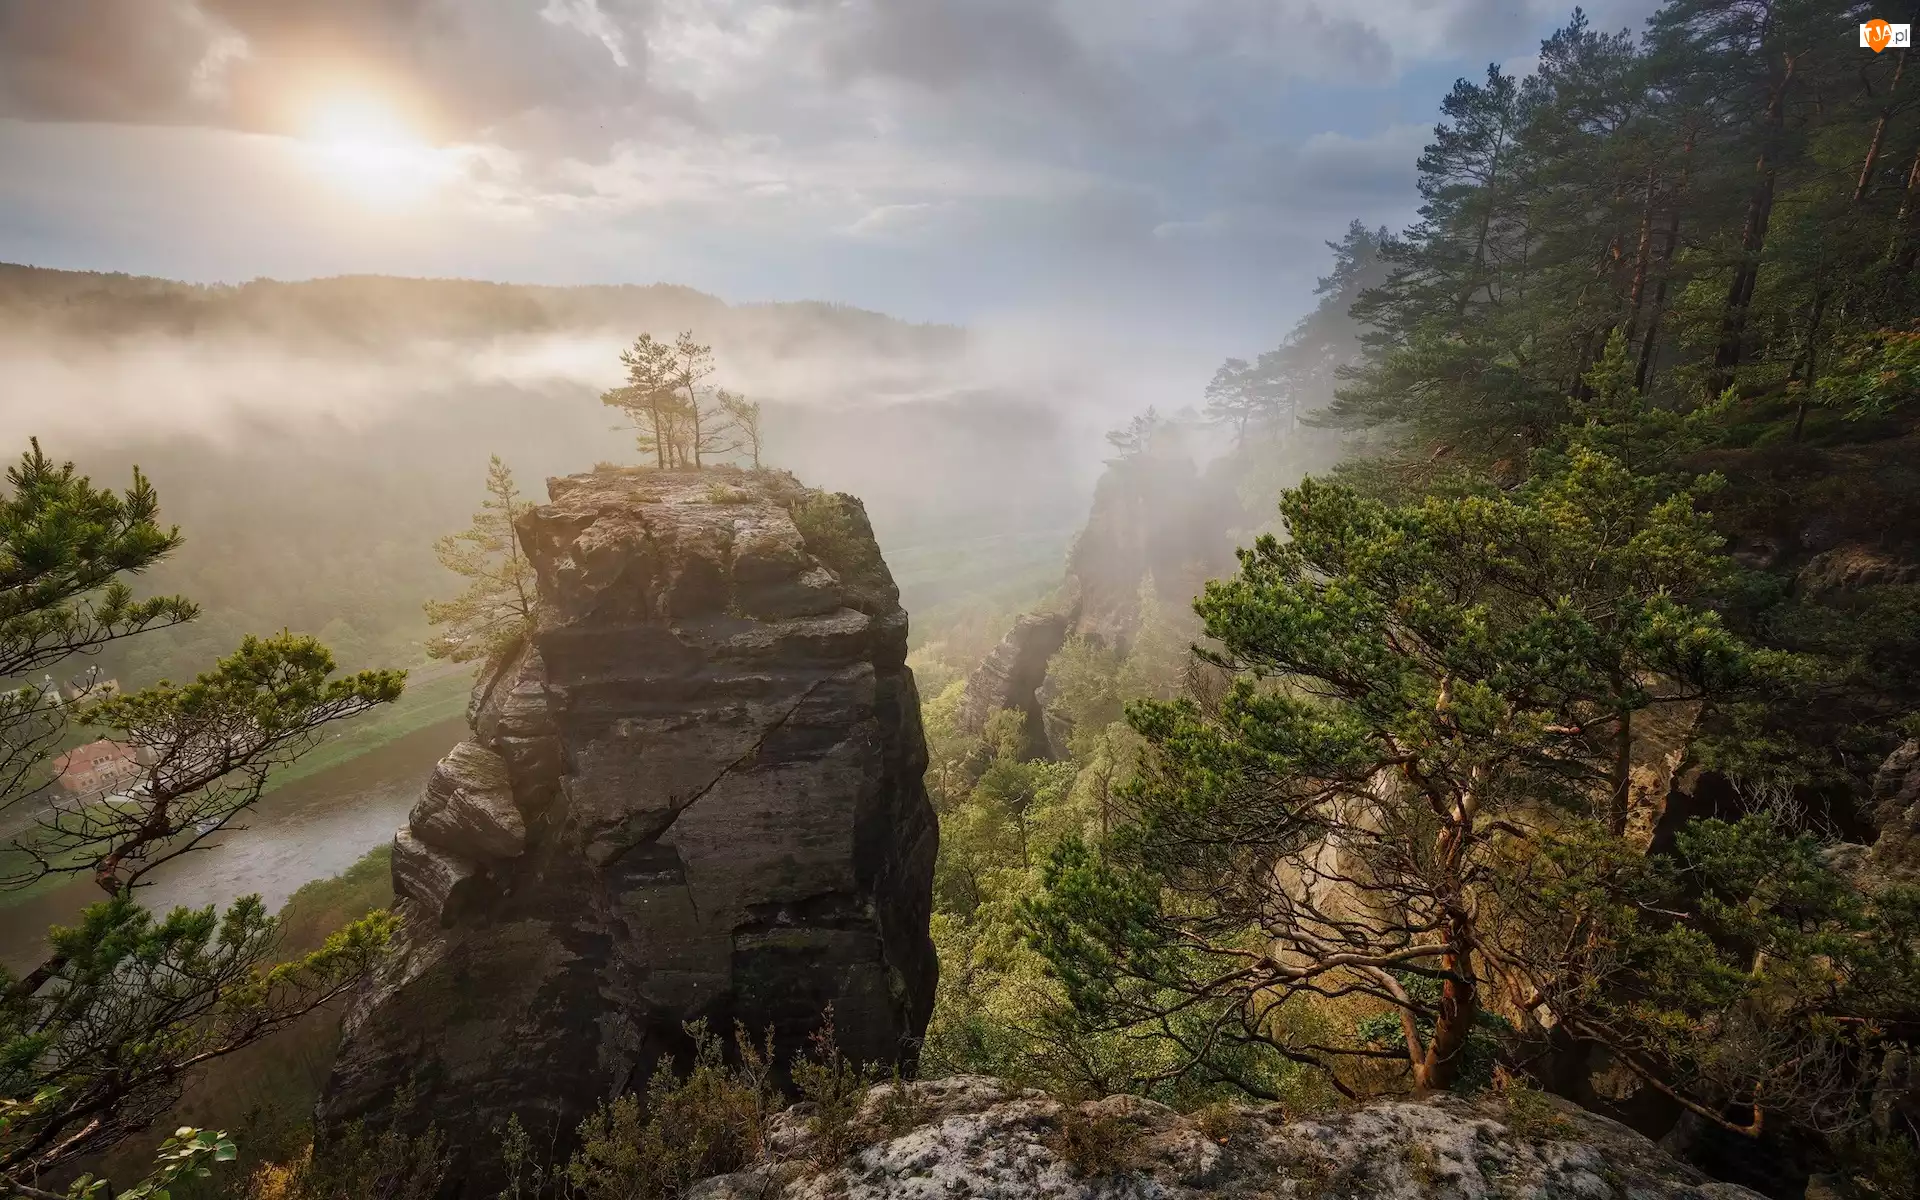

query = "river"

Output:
[[0, 715, 467, 973]]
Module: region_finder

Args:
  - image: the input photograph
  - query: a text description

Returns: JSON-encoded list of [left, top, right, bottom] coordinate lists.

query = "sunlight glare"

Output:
[[298, 89, 454, 208]]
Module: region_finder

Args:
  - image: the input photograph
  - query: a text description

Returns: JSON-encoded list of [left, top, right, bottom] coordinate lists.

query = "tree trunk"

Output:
[[1856, 56, 1906, 204], [686, 385, 705, 469], [1621, 165, 1660, 349], [1893, 139, 1920, 272], [1418, 927, 1479, 1091], [648, 396, 667, 468], [1636, 132, 1695, 392], [1609, 707, 1634, 837], [1792, 290, 1829, 441], [1710, 54, 1797, 396], [1455, 129, 1511, 317], [1415, 805, 1480, 1091]]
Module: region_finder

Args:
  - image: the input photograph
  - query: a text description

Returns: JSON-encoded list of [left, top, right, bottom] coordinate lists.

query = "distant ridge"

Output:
[[0, 262, 965, 352]]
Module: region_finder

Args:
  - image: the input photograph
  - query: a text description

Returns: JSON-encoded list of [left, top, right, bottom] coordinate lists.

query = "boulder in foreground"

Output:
[[693, 1076, 1764, 1200]]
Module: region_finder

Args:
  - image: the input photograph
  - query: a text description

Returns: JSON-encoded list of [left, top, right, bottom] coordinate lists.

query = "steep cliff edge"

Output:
[[320, 467, 937, 1191], [952, 446, 1243, 761]]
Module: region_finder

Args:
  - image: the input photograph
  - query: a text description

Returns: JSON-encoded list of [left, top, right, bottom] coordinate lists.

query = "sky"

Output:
[[0, 0, 1661, 359]]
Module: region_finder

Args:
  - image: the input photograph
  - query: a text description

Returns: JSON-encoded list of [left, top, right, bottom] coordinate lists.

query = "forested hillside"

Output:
[[918, 3, 1920, 1197], [1316, 0, 1920, 792], [0, 265, 962, 357]]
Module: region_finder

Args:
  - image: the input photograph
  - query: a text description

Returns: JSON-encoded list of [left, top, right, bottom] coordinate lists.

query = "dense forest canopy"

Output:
[[930, 3, 1920, 1196]]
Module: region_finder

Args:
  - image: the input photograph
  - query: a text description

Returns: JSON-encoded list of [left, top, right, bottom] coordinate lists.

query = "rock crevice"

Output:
[[957, 609, 1074, 760]]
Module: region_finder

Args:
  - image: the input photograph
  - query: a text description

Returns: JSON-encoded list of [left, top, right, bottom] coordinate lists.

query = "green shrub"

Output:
[[871, 1072, 931, 1141], [788, 493, 886, 589], [565, 1023, 777, 1200], [1046, 1108, 1136, 1179], [246, 1108, 448, 1200], [791, 1009, 877, 1169], [1191, 1101, 1246, 1145]]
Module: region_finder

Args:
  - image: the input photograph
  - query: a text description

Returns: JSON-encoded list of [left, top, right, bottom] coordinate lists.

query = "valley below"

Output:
[[0, 707, 467, 974]]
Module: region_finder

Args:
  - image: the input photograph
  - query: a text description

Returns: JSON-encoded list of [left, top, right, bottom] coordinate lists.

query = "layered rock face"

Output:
[[321, 468, 938, 1192], [957, 609, 1073, 760], [1869, 738, 1920, 873]]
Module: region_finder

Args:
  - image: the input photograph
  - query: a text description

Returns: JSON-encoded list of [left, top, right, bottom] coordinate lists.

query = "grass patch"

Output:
[[1497, 1077, 1575, 1142], [260, 667, 473, 795], [277, 843, 395, 954]]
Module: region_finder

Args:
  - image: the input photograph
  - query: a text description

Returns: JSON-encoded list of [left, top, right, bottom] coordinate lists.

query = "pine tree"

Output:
[[718, 390, 764, 468], [603, 332, 746, 468], [671, 330, 724, 467], [604, 333, 680, 468], [1, 440, 197, 812], [1026, 434, 1757, 1092], [0, 443, 403, 1183], [1328, 1, 1916, 460], [423, 456, 538, 664]]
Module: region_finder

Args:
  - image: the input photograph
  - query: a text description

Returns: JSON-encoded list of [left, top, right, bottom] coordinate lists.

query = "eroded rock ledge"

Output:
[[320, 468, 938, 1192], [692, 1076, 1764, 1200]]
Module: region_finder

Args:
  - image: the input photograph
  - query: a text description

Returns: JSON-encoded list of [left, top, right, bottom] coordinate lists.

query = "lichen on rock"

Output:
[[688, 1076, 1764, 1200]]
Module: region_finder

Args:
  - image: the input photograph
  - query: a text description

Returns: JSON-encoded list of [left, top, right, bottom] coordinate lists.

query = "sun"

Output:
[[297, 89, 453, 208], [306, 90, 420, 149]]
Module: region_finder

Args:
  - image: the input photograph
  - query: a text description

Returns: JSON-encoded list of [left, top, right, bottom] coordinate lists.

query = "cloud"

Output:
[[0, 0, 1562, 152], [541, 0, 634, 69], [814, 0, 1089, 93], [0, 0, 685, 150], [0, 0, 219, 124], [1172, 0, 1393, 80], [1271, 123, 1428, 212], [0, 0, 1628, 351], [843, 201, 952, 240]]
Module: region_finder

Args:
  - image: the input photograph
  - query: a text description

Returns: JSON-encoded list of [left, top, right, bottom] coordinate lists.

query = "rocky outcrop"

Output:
[[410, 741, 525, 862], [691, 1077, 1763, 1200], [958, 609, 1074, 760], [1795, 545, 1920, 598], [1065, 450, 1243, 651], [320, 468, 937, 1193], [1867, 738, 1920, 874], [1620, 697, 1705, 852]]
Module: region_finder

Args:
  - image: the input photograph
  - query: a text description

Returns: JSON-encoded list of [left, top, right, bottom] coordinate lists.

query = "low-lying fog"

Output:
[[0, 269, 1225, 684]]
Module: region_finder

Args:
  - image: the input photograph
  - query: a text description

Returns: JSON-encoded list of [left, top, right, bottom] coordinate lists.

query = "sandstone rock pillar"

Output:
[[320, 468, 937, 1192]]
